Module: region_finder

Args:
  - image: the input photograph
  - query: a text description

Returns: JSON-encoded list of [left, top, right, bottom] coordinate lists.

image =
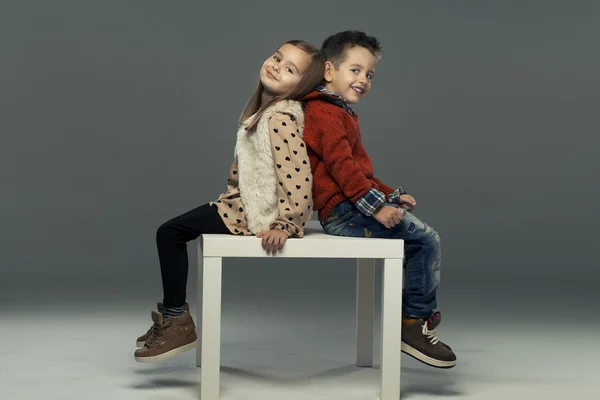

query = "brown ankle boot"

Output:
[[401, 316, 456, 368], [136, 302, 190, 347], [134, 310, 197, 363]]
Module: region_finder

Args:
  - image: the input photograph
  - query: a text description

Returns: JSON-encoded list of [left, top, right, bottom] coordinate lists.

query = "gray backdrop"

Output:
[[1, 1, 598, 316]]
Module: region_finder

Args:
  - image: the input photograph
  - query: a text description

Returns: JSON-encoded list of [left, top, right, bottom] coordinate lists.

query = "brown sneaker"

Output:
[[426, 311, 452, 351], [134, 310, 197, 363], [136, 302, 190, 347], [401, 317, 456, 368]]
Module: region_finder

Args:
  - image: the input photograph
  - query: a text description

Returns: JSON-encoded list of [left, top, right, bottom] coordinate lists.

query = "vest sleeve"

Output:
[[267, 112, 313, 238]]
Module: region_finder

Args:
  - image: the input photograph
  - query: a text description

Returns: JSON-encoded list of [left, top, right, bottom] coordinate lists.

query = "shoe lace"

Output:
[[422, 321, 440, 345], [146, 318, 173, 348]]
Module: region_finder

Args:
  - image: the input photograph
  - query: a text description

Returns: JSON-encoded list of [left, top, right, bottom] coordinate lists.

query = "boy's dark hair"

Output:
[[321, 30, 382, 68]]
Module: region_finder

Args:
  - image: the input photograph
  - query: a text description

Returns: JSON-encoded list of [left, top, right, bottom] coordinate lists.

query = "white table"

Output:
[[197, 220, 404, 400]]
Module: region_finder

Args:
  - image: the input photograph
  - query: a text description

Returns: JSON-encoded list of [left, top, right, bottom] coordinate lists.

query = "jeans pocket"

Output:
[[336, 200, 355, 216], [322, 201, 354, 231]]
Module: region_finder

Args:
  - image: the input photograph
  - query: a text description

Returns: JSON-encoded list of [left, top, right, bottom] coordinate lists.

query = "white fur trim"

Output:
[[236, 100, 305, 233]]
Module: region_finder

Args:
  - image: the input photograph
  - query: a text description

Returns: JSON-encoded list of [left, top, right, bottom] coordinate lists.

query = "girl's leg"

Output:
[[134, 203, 231, 363], [156, 203, 230, 313]]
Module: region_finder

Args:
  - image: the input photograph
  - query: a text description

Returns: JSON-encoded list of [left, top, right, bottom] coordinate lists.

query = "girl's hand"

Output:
[[256, 229, 288, 256], [399, 194, 417, 211]]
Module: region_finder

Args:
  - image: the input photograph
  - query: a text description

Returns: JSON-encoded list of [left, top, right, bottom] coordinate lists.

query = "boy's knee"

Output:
[[421, 226, 441, 257], [424, 224, 440, 243], [431, 229, 441, 244]]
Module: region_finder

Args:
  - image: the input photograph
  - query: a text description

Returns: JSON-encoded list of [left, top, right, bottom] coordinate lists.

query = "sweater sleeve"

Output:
[[268, 112, 313, 238], [370, 177, 394, 196], [304, 110, 373, 203], [351, 135, 403, 209], [351, 137, 395, 196]]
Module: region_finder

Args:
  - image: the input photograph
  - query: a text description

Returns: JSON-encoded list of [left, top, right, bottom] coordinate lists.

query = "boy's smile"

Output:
[[323, 46, 378, 104]]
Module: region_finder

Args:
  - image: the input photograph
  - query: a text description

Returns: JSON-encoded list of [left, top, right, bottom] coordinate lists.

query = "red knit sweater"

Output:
[[302, 90, 394, 221]]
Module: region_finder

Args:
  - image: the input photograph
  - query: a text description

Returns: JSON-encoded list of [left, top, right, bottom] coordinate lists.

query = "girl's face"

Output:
[[260, 43, 312, 96]]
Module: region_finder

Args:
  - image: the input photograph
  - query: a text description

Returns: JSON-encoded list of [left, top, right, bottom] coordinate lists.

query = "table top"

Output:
[[200, 220, 404, 259]]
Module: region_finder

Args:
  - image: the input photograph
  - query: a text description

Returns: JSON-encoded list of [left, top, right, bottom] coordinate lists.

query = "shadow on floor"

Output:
[[130, 377, 198, 390], [131, 363, 465, 399]]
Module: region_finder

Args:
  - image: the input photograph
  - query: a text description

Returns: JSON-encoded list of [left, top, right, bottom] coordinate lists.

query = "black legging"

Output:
[[156, 203, 231, 308]]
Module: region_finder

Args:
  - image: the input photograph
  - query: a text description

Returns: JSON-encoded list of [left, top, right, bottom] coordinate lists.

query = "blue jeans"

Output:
[[321, 200, 441, 318]]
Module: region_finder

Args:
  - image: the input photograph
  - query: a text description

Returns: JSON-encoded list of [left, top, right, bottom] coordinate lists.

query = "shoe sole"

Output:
[[401, 342, 457, 369], [136, 340, 145, 348], [134, 340, 197, 363]]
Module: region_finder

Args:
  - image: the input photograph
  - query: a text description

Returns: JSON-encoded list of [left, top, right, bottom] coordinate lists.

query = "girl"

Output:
[[134, 40, 325, 362]]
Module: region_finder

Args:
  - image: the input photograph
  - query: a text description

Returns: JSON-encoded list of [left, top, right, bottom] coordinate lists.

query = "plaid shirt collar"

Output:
[[315, 85, 355, 116]]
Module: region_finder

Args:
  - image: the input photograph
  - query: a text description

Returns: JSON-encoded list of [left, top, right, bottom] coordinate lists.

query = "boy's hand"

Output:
[[373, 205, 404, 229], [256, 229, 288, 255], [399, 194, 417, 211]]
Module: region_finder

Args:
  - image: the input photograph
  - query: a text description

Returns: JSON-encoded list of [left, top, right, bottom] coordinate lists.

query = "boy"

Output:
[[302, 30, 456, 368]]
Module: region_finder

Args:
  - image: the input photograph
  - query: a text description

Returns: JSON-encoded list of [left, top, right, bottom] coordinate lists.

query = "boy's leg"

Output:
[[387, 210, 456, 367], [392, 210, 441, 319], [135, 203, 231, 363], [321, 201, 440, 316], [322, 201, 456, 368]]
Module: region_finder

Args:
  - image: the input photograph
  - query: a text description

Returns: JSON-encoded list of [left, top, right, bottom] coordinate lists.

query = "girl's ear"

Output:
[[323, 61, 335, 83]]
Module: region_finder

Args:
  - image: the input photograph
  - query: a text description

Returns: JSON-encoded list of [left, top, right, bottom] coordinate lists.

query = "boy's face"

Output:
[[323, 46, 378, 104]]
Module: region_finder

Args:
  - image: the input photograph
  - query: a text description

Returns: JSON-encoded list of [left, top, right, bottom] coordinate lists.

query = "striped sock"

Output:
[[163, 306, 185, 318]]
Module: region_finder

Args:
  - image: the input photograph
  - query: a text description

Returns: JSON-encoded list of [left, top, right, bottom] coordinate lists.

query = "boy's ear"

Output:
[[323, 61, 335, 83]]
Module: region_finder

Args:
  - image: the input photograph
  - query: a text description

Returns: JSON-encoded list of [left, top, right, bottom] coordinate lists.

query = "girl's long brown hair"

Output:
[[239, 40, 324, 132]]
